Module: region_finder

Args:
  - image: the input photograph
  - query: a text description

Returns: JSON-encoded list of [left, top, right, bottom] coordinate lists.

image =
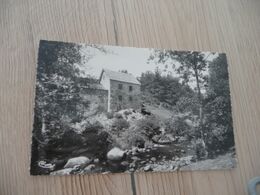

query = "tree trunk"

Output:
[[194, 67, 203, 124], [194, 66, 204, 140], [41, 117, 46, 134]]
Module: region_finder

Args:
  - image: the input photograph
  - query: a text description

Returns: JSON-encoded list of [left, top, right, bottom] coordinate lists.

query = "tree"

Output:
[[149, 50, 215, 135], [204, 54, 234, 155], [35, 41, 83, 139], [31, 41, 108, 174], [140, 70, 193, 108], [34, 41, 107, 140]]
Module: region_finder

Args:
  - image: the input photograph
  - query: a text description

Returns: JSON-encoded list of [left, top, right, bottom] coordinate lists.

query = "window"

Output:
[[118, 83, 123, 90], [118, 95, 123, 101], [129, 96, 133, 101], [129, 85, 133, 92]]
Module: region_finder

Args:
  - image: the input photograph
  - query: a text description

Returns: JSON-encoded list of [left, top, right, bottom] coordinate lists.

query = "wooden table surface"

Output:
[[1, 0, 260, 194]]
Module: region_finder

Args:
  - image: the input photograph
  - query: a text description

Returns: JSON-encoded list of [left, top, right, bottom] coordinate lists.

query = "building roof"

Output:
[[99, 69, 140, 85]]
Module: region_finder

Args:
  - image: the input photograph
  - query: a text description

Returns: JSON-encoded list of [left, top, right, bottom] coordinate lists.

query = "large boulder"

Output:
[[84, 164, 96, 172], [38, 161, 55, 171], [50, 168, 74, 175], [107, 147, 125, 161], [64, 156, 91, 169]]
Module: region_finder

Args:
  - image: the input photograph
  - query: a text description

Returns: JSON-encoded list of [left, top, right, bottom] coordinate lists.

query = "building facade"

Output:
[[99, 69, 141, 112], [80, 86, 108, 114]]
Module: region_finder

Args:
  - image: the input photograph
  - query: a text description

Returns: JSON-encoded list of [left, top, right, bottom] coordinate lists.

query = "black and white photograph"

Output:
[[30, 40, 236, 176]]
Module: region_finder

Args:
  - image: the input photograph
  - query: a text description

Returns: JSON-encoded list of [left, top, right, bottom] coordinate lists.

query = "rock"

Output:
[[84, 164, 95, 171], [52, 159, 67, 170], [51, 168, 74, 175], [144, 165, 152, 171], [181, 150, 185, 153], [102, 171, 111, 174], [126, 150, 132, 155], [155, 134, 173, 144], [191, 156, 196, 162], [173, 166, 178, 171], [175, 161, 181, 167], [137, 148, 145, 153], [38, 161, 55, 171], [121, 161, 129, 167], [140, 161, 146, 164], [129, 168, 135, 172], [94, 158, 99, 163], [131, 156, 140, 161], [184, 119, 193, 127], [129, 162, 136, 168], [132, 147, 138, 152], [64, 156, 91, 169], [180, 155, 193, 165], [151, 157, 156, 162], [175, 157, 180, 161], [180, 160, 186, 166], [107, 147, 125, 161]]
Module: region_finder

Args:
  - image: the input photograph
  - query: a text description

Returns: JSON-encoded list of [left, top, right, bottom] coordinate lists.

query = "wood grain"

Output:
[[1, 0, 260, 194]]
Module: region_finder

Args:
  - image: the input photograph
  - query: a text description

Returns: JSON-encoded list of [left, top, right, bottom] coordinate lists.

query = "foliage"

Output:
[[175, 96, 199, 114], [203, 54, 234, 155], [135, 116, 161, 139], [34, 41, 84, 139], [114, 128, 146, 149], [193, 138, 208, 160], [148, 50, 215, 131], [148, 50, 211, 88], [106, 112, 114, 119], [165, 115, 194, 138], [31, 41, 110, 174], [111, 118, 130, 136], [140, 70, 194, 108], [114, 112, 123, 119]]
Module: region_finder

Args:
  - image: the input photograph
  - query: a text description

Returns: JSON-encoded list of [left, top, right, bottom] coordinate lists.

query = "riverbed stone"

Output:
[[144, 165, 152, 171], [121, 161, 129, 167], [93, 158, 99, 163], [107, 147, 125, 161]]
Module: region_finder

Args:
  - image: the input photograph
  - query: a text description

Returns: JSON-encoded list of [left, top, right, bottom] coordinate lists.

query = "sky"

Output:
[[78, 44, 218, 91], [79, 44, 158, 79]]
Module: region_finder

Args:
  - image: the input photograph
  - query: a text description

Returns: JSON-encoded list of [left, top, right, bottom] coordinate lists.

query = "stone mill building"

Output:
[[99, 69, 141, 112]]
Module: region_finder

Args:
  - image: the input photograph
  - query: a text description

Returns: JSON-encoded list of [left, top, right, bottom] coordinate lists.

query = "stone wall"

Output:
[[110, 80, 141, 112], [81, 88, 108, 114]]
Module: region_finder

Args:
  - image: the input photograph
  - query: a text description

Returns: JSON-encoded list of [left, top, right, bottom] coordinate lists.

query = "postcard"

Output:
[[30, 40, 236, 175]]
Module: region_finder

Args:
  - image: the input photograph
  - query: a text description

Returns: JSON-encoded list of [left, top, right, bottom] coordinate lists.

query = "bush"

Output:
[[112, 127, 146, 149], [82, 121, 104, 134], [111, 118, 130, 136], [204, 122, 234, 157], [114, 112, 123, 119], [165, 116, 191, 137], [106, 112, 114, 119], [175, 96, 199, 114], [80, 122, 112, 159], [136, 116, 161, 139], [123, 110, 132, 116], [61, 129, 84, 147], [192, 138, 208, 160]]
